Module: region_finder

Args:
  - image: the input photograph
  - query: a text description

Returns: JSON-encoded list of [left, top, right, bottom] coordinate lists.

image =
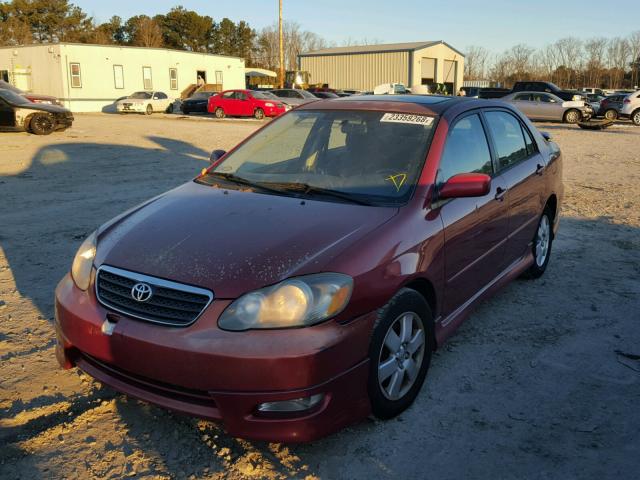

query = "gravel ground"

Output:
[[1, 113, 639, 480]]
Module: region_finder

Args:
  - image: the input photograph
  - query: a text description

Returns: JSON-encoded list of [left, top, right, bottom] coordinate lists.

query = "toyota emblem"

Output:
[[131, 282, 153, 302]]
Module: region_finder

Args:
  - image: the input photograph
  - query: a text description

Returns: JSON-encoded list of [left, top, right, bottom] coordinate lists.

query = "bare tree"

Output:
[[133, 17, 163, 48], [255, 21, 328, 71], [464, 45, 489, 80], [628, 31, 640, 87], [606, 37, 630, 89], [584, 38, 607, 87]]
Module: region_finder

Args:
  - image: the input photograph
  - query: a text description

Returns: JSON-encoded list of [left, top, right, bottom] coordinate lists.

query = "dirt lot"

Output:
[[1, 113, 639, 479]]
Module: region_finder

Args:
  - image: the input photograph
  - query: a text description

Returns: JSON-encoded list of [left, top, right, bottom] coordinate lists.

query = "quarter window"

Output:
[[69, 63, 81, 88], [485, 111, 529, 170], [169, 68, 178, 90], [438, 114, 493, 184]]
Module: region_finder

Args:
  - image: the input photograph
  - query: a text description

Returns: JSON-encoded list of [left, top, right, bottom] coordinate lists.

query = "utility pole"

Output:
[[279, 0, 284, 88]]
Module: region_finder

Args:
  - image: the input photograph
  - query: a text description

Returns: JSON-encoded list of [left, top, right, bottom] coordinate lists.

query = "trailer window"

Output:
[[70, 63, 82, 88]]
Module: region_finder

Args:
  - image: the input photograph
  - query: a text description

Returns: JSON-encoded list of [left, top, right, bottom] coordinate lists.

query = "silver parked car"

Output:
[[269, 89, 318, 107], [501, 91, 593, 124]]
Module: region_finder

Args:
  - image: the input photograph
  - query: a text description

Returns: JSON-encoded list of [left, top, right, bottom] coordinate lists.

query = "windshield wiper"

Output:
[[204, 172, 287, 195], [265, 182, 374, 206]]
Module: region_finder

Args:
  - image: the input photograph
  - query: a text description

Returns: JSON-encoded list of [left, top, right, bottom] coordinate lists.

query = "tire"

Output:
[[182, 108, 190, 115], [145, 104, 153, 115], [29, 113, 55, 135], [631, 109, 640, 126], [368, 288, 434, 419], [563, 109, 580, 124], [604, 109, 618, 121], [254, 108, 265, 120], [522, 207, 554, 279], [214, 107, 225, 119]]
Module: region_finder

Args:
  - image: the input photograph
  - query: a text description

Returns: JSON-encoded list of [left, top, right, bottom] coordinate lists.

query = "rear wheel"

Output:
[[29, 113, 55, 135], [522, 208, 553, 279], [214, 107, 225, 119], [368, 289, 433, 419], [604, 109, 618, 121], [563, 109, 580, 124], [632, 109, 640, 126], [254, 108, 265, 120], [145, 104, 153, 115]]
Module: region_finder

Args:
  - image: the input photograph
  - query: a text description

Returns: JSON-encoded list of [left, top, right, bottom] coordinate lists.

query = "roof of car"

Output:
[[298, 94, 470, 115]]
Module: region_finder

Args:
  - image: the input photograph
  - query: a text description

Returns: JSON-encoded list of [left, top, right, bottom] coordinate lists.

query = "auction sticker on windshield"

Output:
[[380, 113, 434, 125]]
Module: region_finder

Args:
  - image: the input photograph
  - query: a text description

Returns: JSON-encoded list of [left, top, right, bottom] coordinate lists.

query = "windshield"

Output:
[[0, 89, 30, 105], [299, 90, 316, 99], [130, 92, 152, 99], [205, 110, 435, 204], [190, 92, 211, 100]]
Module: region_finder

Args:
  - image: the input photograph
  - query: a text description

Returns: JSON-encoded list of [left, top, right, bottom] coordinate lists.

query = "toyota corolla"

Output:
[[55, 95, 563, 442]]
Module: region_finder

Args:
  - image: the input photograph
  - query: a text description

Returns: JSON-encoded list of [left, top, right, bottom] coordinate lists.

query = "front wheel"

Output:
[[522, 209, 553, 279], [29, 113, 55, 135], [214, 107, 225, 119], [563, 109, 580, 124], [145, 104, 153, 115], [604, 109, 618, 121], [368, 289, 433, 419], [254, 108, 265, 120], [631, 109, 640, 126]]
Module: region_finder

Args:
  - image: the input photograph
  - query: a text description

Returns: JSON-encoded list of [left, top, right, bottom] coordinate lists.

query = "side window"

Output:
[[438, 114, 493, 184], [485, 111, 529, 170], [293, 91, 303, 99], [142, 66, 152, 90], [222, 91, 235, 99], [236, 92, 247, 100], [169, 68, 178, 90], [156, 92, 167, 99], [515, 94, 530, 101], [113, 65, 124, 89], [69, 63, 82, 88]]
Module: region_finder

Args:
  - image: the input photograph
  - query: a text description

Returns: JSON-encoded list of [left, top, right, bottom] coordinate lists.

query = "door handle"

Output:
[[536, 163, 545, 175], [494, 187, 506, 201]]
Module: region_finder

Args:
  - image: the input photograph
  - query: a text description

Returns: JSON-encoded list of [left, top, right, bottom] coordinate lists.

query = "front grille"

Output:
[[96, 265, 213, 327]]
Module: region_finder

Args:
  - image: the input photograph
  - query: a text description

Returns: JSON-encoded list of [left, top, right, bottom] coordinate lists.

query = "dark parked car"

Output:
[[598, 94, 627, 120], [0, 79, 62, 105], [0, 89, 73, 134], [181, 91, 217, 114], [55, 95, 562, 442], [510, 81, 586, 102]]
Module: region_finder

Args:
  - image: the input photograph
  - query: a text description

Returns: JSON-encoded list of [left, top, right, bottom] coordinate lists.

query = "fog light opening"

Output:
[[257, 393, 325, 414]]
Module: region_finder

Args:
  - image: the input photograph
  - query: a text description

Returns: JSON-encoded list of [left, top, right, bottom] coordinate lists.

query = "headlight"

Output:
[[264, 102, 275, 107], [218, 273, 353, 331], [71, 231, 97, 290]]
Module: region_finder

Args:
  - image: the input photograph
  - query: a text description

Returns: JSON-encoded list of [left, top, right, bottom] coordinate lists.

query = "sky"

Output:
[[75, 0, 640, 54]]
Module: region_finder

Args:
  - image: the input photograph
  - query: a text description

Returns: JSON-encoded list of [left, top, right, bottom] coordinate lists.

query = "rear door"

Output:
[[483, 110, 546, 265], [221, 91, 240, 115], [512, 93, 534, 117], [437, 112, 510, 317], [235, 91, 252, 116], [533, 93, 559, 120]]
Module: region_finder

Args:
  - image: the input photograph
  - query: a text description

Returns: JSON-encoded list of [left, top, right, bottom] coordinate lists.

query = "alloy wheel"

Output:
[[535, 214, 550, 267], [378, 312, 426, 401]]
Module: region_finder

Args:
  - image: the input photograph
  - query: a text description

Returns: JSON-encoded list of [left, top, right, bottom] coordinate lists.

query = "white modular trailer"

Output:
[[0, 43, 246, 112]]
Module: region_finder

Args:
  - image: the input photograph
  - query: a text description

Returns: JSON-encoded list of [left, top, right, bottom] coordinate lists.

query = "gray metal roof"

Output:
[[299, 41, 465, 58]]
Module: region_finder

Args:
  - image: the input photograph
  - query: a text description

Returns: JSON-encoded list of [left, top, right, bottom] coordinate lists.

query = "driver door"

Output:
[[436, 113, 509, 317]]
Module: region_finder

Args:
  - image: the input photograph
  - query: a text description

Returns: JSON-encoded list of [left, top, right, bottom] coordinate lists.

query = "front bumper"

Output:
[[55, 273, 374, 442], [117, 103, 145, 113]]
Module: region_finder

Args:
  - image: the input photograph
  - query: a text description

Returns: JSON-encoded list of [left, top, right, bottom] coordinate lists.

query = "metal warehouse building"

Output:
[[0, 44, 245, 112], [299, 41, 465, 94]]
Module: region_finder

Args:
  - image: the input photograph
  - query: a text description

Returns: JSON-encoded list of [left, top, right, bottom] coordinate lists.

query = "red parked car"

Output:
[[55, 95, 563, 442], [207, 89, 286, 119]]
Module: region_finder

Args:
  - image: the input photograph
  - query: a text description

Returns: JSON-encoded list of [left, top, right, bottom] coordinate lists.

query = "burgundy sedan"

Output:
[[207, 89, 286, 119], [55, 95, 563, 442]]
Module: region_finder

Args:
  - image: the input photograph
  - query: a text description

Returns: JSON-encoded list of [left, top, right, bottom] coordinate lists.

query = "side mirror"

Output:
[[209, 149, 227, 163], [439, 173, 491, 199], [541, 131, 551, 141]]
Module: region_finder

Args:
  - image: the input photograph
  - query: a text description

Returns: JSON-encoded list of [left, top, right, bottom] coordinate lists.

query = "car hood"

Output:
[[16, 102, 71, 114], [117, 98, 147, 105], [95, 181, 398, 298]]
